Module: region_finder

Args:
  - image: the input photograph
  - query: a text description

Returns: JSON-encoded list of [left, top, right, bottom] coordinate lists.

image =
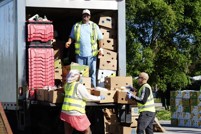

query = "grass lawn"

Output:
[[156, 108, 171, 120]]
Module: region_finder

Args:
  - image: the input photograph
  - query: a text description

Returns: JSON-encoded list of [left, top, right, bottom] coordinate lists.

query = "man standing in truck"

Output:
[[65, 9, 103, 87], [127, 72, 156, 134]]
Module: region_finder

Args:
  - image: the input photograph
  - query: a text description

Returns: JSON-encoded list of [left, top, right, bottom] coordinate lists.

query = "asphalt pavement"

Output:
[[156, 120, 201, 134]]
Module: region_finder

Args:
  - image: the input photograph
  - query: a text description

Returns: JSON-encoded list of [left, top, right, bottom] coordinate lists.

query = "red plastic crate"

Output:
[[28, 48, 55, 90], [27, 24, 54, 42]]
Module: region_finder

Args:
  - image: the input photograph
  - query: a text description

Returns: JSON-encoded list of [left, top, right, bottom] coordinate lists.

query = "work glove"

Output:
[[126, 85, 134, 92], [100, 95, 105, 100], [127, 91, 134, 99]]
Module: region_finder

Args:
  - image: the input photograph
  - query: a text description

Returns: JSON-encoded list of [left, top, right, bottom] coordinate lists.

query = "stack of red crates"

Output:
[[27, 23, 54, 42], [27, 20, 55, 99], [28, 48, 55, 90]]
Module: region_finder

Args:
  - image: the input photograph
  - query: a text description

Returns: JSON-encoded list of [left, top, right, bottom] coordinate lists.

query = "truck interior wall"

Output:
[[26, 7, 118, 78]]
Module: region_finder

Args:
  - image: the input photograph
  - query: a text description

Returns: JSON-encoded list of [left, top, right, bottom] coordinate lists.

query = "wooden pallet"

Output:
[[0, 102, 13, 134], [153, 117, 166, 133]]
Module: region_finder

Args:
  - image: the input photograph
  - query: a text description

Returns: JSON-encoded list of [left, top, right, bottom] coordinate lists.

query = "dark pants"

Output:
[[137, 111, 155, 134]]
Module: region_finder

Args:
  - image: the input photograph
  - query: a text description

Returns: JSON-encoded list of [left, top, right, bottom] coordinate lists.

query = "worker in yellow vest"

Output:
[[60, 70, 105, 134], [65, 9, 103, 88], [127, 72, 155, 134]]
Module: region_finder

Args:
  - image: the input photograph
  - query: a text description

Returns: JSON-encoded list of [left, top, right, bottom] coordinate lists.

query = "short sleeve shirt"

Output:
[[69, 21, 103, 57]]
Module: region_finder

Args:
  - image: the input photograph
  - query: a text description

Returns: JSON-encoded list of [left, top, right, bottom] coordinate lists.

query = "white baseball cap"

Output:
[[82, 9, 91, 15]]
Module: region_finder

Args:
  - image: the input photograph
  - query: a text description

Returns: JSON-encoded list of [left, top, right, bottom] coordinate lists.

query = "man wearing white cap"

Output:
[[60, 70, 105, 134], [65, 9, 103, 88]]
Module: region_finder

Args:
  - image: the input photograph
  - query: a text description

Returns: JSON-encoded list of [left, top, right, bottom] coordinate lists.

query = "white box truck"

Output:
[[0, 0, 126, 133]]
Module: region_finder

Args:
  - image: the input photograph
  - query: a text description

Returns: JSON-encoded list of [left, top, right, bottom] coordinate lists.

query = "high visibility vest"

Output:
[[137, 83, 155, 113], [62, 82, 86, 114], [74, 21, 98, 56]]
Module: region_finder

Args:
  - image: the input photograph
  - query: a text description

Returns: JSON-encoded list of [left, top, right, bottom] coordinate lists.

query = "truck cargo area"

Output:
[[24, 7, 119, 134], [26, 7, 117, 65]]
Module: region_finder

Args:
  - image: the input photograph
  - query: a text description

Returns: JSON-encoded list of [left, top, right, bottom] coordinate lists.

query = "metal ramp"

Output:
[[0, 102, 13, 134]]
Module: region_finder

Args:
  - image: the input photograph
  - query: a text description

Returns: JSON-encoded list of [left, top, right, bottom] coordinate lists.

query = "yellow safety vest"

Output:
[[74, 21, 98, 56], [137, 83, 155, 113], [62, 82, 86, 114]]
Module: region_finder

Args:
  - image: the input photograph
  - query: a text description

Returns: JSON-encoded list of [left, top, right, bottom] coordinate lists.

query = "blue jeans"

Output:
[[76, 55, 97, 87]]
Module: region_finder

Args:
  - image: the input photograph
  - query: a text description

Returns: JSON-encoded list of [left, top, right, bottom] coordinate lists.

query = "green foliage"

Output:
[[156, 109, 171, 120], [126, 0, 201, 91]]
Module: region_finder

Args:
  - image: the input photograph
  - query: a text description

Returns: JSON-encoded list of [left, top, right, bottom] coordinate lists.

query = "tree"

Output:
[[126, 0, 201, 91]]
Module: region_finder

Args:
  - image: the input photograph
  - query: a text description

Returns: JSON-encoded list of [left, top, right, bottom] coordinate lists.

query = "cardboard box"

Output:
[[131, 107, 139, 116], [99, 16, 113, 29], [104, 108, 114, 119], [90, 90, 116, 103], [105, 76, 133, 90], [54, 59, 62, 69], [97, 69, 116, 87], [183, 106, 190, 113], [190, 91, 200, 99], [191, 119, 199, 127], [115, 91, 137, 105], [36, 89, 48, 101], [171, 118, 178, 126], [108, 124, 121, 134], [102, 38, 117, 51], [104, 122, 111, 133], [99, 58, 117, 71], [81, 77, 91, 89], [100, 27, 116, 38], [48, 90, 64, 103], [175, 98, 182, 106], [54, 49, 62, 60], [55, 68, 62, 79], [62, 63, 89, 77], [120, 126, 136, 134], [62, 65, 70, 77], [170, 98, 175, 106], [110, 114, 118, 124], [182, 90, 191, 99], [191, 106, 199, 115], [182, 99, 190, 107], [130, 116, 138, 127], [100, 49, 117, 60]]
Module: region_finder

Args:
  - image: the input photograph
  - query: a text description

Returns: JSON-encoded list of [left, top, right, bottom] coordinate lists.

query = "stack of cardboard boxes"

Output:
[[104, 108, 137, 134], [170, 90, 201, 127], [91, 76, 137, 105], [98, 15, 117, 87]]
